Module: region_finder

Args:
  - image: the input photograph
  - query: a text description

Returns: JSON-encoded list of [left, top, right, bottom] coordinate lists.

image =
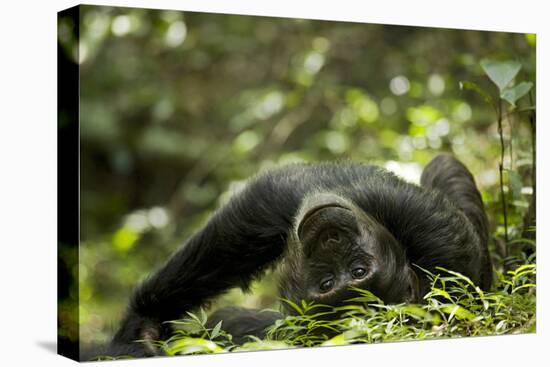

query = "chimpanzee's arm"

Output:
[[110, 167, 309, 355]]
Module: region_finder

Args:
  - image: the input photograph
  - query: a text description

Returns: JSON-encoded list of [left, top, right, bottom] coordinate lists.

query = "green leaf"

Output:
[[322, 333, 347, 346], [511, 264, 536, 276], [346, 287, 384, 304], [185, 311, 202, 324], [459, 80, 494, 108], [436, 267, 476, 287], [281, 299, 305, 315], [166, 337, 224, 355], [441, 305, 476, 321], [210, 321, 222, 339], [200, 308, 208, 325], [480, 59, 522, 92], [501, 81, 533, 107], [428, 288, 452, 301], [512, 284, 536, 294], [234, 340, 293, 352]]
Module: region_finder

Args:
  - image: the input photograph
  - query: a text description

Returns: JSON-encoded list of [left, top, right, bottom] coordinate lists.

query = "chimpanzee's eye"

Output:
[[351, 267, 367, 279], [319, 278, 335, 292]]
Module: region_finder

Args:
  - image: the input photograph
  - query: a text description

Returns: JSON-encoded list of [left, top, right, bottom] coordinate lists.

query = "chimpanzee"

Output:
[[92, 154, 491, 358]]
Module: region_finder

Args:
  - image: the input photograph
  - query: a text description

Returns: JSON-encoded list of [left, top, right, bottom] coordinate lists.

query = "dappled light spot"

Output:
[[432, 118, 450, 137], [428, 74, 445, 96], [79, 42, 89, 64], [165, 21, 187, 47], [384, 160, 422, 184], [312, 37, 330, 53], [84, 11, 110, 37], [479, 169, 499, 187], [125, 211, 149, 233], [412, 136, 427, 150], [304, 51, 325, 75], [389, 75, 410, 96], [123, 207, 171, 233], [148, 207, 169, 229], [355, 97, 379, 123], [407, 105, 441, 126], [521, 187, 533, 195], [324, 131, 349, 154], [112, 15, 131, 36], [425, 119, 449, 149], [330, 107, 357, 129], [346, 89, 379, 124], [427, 137, 442, 149], [234, 130, 261, 154], [397, 136, 414, 160], [452, 102, 472, 123], [253, 91, 284, 120]]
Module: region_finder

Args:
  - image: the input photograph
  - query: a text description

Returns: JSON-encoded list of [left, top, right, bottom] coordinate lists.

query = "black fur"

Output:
[[91, 154, 490, 359]]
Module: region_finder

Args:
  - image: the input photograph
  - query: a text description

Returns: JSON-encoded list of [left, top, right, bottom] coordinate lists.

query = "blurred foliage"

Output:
[[59, 5, 536, 345]]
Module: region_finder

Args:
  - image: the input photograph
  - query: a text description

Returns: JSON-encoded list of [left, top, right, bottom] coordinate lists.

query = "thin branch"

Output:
[[497, 100, 509, 250]]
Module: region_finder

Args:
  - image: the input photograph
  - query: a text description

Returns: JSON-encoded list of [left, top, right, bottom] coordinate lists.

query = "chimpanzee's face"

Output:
[[279, 193, 418, 312]]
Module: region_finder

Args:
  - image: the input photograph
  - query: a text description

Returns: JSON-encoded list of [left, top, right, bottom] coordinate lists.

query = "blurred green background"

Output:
[[58, 5, 535, 345]]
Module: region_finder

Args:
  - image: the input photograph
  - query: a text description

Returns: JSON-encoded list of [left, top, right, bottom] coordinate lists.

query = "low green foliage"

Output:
[[149, 263, 536, 356]]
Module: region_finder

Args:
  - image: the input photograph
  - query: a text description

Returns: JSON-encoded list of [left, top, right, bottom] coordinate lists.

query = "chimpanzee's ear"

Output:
[[405, 265, 420, 303]]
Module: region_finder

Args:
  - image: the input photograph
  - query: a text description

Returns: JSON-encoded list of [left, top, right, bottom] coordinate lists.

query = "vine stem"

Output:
[[497, 101, 509, 251]]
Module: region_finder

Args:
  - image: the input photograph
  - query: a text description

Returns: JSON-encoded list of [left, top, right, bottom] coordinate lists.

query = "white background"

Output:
[[0, 1, 548, 366]]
